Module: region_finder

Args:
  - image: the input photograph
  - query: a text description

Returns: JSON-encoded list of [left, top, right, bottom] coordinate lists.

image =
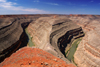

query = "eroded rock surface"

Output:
[[27, 17, 84, 63], [27, 15, 100, 67], [68, 15, 100, 67], [0, 18, 23, 62], [0, 16, 39, 62], [0, 47, 76, 67], [0, 15, 100, 67]]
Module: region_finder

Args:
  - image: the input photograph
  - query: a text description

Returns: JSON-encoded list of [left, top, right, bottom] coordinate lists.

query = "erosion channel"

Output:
[[57, 28, 84, 63]]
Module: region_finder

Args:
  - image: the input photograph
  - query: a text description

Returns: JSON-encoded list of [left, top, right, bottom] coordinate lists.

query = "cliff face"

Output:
[[27, 17, 84, 63], [57, 27, 84, 56], [0, 16, 39, 62], [50, 18, 84, 62], [0, 18, 23, 62], [27, 17, 52, 49], [27, 15, 100, 67], [1, 15, 100, 67], [68, 15, 100, 67]]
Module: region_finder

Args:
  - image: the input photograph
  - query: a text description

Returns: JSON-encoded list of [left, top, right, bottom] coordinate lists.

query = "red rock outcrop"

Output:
[[0, 47, 76, 67]]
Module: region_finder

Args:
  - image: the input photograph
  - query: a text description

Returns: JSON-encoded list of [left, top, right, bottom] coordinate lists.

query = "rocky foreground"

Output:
[[0, 15, 100, 67], [0, 47, 75, 67]]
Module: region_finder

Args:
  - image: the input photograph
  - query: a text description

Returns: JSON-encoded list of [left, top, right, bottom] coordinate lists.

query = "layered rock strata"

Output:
[[1, 15, 100, 67], [68, 15, 100, 67], [27, 15, 100, 67], [0, 18, 23, 62], [27, 17, 84, 63], [0, 16, 39, 62], [57, 27, 84, 55], [50, 19, 84, 62]]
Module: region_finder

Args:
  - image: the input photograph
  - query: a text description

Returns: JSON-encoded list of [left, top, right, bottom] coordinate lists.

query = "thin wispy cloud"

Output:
[[33, 0, 39, 2], [0, 0, 48, 14], [46, 3, 59, 6], [0, 0, 6, 2]]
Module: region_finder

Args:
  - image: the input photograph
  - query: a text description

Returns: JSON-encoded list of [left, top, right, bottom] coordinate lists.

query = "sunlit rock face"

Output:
[[27, 16, 84, 63], [27, 17, 52, 49], [68, 15, 100, 67], [0, 15, 100, 67], [27, 15, 100, 67]]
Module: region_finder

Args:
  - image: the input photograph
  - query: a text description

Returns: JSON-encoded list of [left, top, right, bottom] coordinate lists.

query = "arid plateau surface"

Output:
[[0, 14, 100, 67]]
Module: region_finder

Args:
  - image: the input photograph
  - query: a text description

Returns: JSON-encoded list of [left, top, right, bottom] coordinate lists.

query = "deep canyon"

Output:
[[0, 14, 100, 67]]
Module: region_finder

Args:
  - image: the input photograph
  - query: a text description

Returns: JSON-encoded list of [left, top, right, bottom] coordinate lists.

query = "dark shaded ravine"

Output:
[[57, 27, 84, 57], [49, 18, 85, 63], [0, 22, 30, 63], [56, 28, 84, 65]]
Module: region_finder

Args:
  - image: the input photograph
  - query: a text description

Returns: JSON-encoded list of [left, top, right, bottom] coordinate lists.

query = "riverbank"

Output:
[[25, 28, 35, 47], [65, 38, 82, 64]]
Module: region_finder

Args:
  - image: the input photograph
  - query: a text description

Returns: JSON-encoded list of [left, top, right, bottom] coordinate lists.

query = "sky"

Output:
[[0, 0, 100, 15]]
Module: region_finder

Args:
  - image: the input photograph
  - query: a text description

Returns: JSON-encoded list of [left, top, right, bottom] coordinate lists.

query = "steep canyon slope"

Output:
[[0, 15, 100, 67], [68, 15, 100, 67], [0, 16, 40, 62], [27, 17, 84, 63], [27, 15, 100, 67]]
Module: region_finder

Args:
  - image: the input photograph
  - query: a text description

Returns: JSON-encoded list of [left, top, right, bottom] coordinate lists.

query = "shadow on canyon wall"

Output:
[[18, 22, 30, 49], [0, 22, 30, 63], [57, 28, 85, 57]]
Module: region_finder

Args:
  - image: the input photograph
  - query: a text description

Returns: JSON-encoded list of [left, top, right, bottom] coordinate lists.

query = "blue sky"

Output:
[[0, 0, 100, 15]]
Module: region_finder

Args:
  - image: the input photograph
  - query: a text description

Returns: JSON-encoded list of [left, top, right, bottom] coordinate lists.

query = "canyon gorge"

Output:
[[0, 14, 100, 67]]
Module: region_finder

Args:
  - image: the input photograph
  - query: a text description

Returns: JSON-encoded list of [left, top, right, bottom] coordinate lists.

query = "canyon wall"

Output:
[[57, 27, 84, 55], [0, 16, 39, 62], [27, 15, 100, 67], [68, 15, 100, 67], [0, 15, 100, 67], [50, 18, 84, 62], [0, 18, 23, 62], [27, 16, 84, 63]]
